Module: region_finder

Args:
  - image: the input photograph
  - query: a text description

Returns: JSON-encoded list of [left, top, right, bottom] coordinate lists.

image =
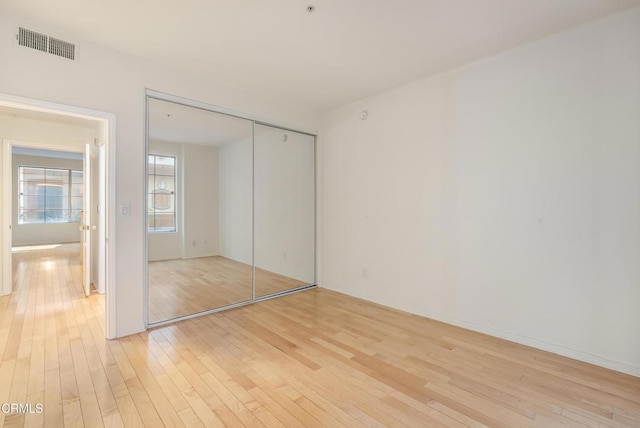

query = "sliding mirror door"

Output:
[[147, 97, 253, 324], [254, 124, 315, 297]]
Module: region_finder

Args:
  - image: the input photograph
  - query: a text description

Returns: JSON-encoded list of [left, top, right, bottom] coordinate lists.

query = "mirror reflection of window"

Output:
[[148, 154, 176, 232], [153, 180, 171, 210]]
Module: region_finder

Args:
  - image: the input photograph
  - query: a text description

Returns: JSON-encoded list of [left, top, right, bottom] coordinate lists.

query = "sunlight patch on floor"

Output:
[[12, 244, 63, 252]]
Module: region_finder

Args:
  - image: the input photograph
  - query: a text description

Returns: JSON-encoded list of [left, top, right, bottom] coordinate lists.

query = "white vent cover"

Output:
[[49, 37, 75, 60], [18, 27, 47, 52], [17, 27, 75, 60]]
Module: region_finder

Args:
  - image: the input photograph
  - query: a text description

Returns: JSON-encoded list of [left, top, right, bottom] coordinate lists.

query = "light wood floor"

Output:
[[148, 257, 307, 324], [1, 245, 639, 427]]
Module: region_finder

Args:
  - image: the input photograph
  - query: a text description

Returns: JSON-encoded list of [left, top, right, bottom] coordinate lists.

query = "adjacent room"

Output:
[[0, 0, 638, 426], [1, 107, 106, 294]]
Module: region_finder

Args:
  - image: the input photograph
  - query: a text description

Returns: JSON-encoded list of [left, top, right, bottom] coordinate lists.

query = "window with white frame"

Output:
[[148, 154, 176, 232], [18, 166, 83, 224]]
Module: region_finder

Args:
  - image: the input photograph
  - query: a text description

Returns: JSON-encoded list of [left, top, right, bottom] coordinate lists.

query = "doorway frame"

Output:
[[0, 93, 117, 340]]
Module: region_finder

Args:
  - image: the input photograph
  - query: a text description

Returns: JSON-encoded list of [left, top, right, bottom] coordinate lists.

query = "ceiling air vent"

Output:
[[18, 27, 47, 52], [17, 27, 76, 60], [49, 37, 75, 60]]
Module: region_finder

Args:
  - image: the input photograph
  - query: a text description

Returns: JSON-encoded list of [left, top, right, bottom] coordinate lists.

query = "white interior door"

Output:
[[2, 140, 13, 296], [83, 143, 91, 296]]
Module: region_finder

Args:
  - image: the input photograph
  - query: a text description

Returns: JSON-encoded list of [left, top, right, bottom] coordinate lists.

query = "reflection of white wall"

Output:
[[217, 129, 315, 282], [183, 143, 219, 258], [254, 127, 315, 283], [218, 138, 252, 264], [320, 9, 640, 376], [148, 140, 219, 261], [12, 154, 83, 246]]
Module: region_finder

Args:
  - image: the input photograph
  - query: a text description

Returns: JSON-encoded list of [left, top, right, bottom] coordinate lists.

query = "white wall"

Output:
[[12, 154, 83, 246], [320, 8, 640, 376], [218, 138, 253, 265], [254, 126, 315, 283], [0, 14, 319, 337]]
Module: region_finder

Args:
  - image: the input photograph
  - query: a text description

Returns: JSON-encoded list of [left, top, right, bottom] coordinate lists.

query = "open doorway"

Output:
[[10, 144, 93, 294], [0, 94, 115, 339]]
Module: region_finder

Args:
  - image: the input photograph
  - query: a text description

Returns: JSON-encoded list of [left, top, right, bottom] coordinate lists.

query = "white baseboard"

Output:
[[421, 310, 640, 378], [321, 285, 640, 378]]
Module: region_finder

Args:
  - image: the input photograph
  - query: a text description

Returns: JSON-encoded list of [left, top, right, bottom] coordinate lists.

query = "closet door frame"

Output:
[[144, 89, 317, 328]]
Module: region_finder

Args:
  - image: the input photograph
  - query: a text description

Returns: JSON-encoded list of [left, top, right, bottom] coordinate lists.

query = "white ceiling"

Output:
[[4, 0, 640, 112]]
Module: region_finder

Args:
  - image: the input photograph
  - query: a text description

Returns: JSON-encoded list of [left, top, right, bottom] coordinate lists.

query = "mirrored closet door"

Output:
[[146, 94, 316, 325], [147, 97, 254, 324], [254, 124, 315, 297]]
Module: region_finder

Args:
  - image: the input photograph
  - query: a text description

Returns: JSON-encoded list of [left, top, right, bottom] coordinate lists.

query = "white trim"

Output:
[[327, 286, 640, 378], [106, 114, 117, 339], [6, 140, 84, 153], [145, 89, 318, 137], [2, 141, 12, 297], [422, 310, 640, 378], [0, 94, 106, 122], [143, 92, 149, 328], [149, 285, 317, 329], [0, 93, 117, 340], [83, 142, 92, 297], [97, 137, 106, 295], [251, 121, 256, 301]]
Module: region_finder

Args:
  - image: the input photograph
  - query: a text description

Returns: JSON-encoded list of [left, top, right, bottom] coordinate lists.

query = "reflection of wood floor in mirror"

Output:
[[148, 256, 308, 323]]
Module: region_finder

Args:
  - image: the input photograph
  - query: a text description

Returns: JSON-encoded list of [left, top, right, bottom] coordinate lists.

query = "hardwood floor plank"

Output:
[[2, 244, 639, 427], [119, 337, 185, 427]]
